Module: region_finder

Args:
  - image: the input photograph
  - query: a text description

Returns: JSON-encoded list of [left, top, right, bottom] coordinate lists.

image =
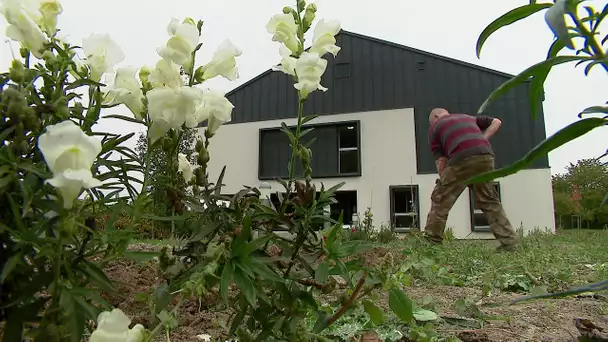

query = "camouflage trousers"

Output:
[[424, 154, 518, 246]]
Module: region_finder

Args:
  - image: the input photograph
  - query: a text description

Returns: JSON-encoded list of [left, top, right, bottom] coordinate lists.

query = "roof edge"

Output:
[[225, 28, 524, 98], [338, 30, 517, 79]]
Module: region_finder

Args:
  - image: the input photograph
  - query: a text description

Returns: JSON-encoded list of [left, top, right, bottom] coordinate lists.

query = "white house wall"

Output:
[[199, 108, 556, 239]]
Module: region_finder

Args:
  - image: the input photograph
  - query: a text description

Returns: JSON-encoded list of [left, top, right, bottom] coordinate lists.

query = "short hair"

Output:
[[429, 108, 448, 122]]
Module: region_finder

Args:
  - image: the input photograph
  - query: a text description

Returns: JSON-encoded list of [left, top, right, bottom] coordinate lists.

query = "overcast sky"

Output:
[[1, 0, 606, 176]]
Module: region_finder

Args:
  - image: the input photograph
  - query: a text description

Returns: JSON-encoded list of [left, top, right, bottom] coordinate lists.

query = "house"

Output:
[[198, 30, 556, 239]]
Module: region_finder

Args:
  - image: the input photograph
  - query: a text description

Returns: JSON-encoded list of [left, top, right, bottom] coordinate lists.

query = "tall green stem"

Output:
[[280, 99, 305, 214], [570, 12, 608, 71]]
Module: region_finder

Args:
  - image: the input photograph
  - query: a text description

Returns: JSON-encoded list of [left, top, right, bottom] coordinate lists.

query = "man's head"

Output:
[[429, 108, 449, 125]]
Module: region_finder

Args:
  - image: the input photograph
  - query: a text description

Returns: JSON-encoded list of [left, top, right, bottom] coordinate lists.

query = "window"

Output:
[[330, 190, 358, 226], [268, 190, 357, 231], [337, 124, 360, 175], [390, 185, 420, 232], [258, 121, 361, 179], [334, 62, 351, 79], [469, 182, 501, 232]]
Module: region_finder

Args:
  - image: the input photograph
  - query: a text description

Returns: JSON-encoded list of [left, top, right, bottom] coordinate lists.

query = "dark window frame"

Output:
[[258, 120, 362, 180], [334, 62, 352, 79], [469, 182, 501, 232], [389, 185, 420, 232]]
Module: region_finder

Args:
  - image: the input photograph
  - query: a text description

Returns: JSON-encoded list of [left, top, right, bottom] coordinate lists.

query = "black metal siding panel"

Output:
[[225, 31, 549, 174]]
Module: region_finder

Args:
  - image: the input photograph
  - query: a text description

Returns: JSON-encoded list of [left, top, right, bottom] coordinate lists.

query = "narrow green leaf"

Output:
[[315, 261, 329, 285], [388, 288, 414, 323], [240, 234, 273, 257], [476, 3, 553, 58], [140, 214, 186, 222], [511, 280, 608, 304], [220, 261, 234, 305], [468, 117, 606, 183], [248, 259, 285, 283], [363, 299, 384, 325], [334, 241, 374, 259], [229, 310, 246, 335], [103, 114, 145, 125], [153, 284, 173, 314], [302, 114, 320, 124], [545, 0, 575, 50], [190, 221, 221, 241], [231, 215, 252, 253], [478, 56, 588, 114], [65, 78, 104, 91], [578, 105, 608, 118], [1, 254, 21, 283], [123, 251, 160, 262], [312, 311, 331, 333], [233, 264, 256, 307], [82, 261, 116, 292], [73, 297, 100, 321]]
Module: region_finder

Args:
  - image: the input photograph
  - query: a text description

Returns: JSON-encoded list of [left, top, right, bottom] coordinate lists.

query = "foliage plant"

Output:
[[0, 0, 430, 341], [471, 0, 608, 300], [470, 0, 607, 183], [552, 158, 608, 228], [134, 128, 197, 239]]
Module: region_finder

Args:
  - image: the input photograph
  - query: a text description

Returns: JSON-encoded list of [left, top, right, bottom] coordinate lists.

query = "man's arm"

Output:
[[429, 132, 447, 175], [435, 157, 447, 175], [476, 115, 502, 139]]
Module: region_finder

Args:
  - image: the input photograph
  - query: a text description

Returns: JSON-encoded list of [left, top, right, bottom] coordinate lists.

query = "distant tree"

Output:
[[135, 129, 197, 237], [552, 158, 608, 229]]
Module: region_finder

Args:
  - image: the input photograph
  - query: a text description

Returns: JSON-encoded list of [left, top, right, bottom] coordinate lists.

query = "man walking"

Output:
[[424, 108, 518, 251]]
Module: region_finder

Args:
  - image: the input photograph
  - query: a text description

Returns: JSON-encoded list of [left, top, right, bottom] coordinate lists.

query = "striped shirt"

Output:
[[428, 114, 495, 164]]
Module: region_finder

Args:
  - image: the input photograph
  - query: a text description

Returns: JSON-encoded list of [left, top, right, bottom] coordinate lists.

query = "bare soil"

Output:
[[101, 245, 608, 342]]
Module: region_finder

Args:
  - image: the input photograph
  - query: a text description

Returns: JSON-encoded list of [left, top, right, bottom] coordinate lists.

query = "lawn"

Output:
[[103, 229, 608, 341]]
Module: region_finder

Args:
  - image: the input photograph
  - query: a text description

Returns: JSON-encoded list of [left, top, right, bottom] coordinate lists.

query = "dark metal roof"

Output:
[[225, 29, 517, 97]]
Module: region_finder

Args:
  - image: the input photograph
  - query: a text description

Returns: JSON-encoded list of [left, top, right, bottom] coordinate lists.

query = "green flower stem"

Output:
[[280, 98, 305, 215], [144, 300, 183, 342], [570, 11, 607, 71]]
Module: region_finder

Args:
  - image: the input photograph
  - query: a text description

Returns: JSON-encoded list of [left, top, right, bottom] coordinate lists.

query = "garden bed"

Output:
[[100, 230, 608, 341]]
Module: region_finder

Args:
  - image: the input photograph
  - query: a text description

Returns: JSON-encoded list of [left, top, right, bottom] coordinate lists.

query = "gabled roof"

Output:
[[226, 29, 515, 97]]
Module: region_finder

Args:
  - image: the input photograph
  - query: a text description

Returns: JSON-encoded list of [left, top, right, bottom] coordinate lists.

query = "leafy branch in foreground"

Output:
[[470, 0, 608, 306], [470, 0, 607, 183]]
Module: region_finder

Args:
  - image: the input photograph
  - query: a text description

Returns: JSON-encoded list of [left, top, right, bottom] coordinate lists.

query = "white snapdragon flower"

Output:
[[190, 90, 234, 134], [198, 39, 242, 81], [271, 44, 297, 76], [38, 0, 62, 35], [37, 120, 102, 209], [266, 13, 299, 53], [89, 308, 145, 342], [148, 58, 184, 89], [178, 153, 196, 183], [146, 86, 203, 143], [1, 0, 48, 58], [82, 33, 125, 82], [293, 52, 328, 98], [103, 67, 145, 119], [157, 17, 199, 67], [309, 19, 341, 57]]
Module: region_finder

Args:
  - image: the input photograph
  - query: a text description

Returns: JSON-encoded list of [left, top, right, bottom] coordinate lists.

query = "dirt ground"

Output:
[[101, 244, 608, 342]]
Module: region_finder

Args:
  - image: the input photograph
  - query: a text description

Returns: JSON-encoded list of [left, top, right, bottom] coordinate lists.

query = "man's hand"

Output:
[[483, 118, 502, 139], [435, 157, 447, 176]]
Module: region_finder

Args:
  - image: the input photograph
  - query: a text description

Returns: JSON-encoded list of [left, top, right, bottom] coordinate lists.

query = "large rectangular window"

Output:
[[469, 182, 501, 232], [258, 121, 361, 179], [389, 185, 420, 232], [337, 124, 360, 175], [268, 190, 357, 230]]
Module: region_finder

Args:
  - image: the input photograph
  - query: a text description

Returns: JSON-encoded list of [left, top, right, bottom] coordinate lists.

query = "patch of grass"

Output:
[[396, 229, 608, 295]]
